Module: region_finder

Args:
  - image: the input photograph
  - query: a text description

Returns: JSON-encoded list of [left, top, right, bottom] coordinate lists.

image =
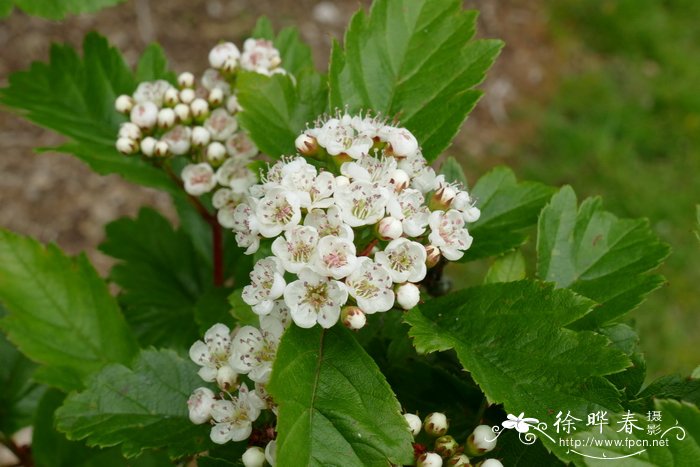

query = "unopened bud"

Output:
[[425, 245, 441, 269], [154, 140, 170, 158], [118, 122, 141, 140], [115, 94, 134, 114], [448, 454, 471, 467], [466, 425, 497, 456], [341, 306, 366, 330], [130, 102, 158, 129], [226, 95, 242, 114], [116, 137, 138, 155], [187, 387, 216, 424], [463, 206, 480, 223], [222, 56, 238, 73], [389, 169, 410, 191], [388, 127, 419, 158], [179, 88, 196, 105], [192, 126, 211, 147], [191, 98, 210, 119], [140, 137, 157, 157], [417, 452, 443, 467], [206, 142, 227, 165], [424, 412, 449, 437], [164, 87, 180, 106], [209, 42, 240, 69], [433, 184, 458, 209], [295, 133, 318, 156], [404, 413, 422, 436], [174, 103, 191, 124], [396, 283, 420, 310], [216, 365, 238, 391], [178, 71, 195, 88], [378, 216, 403, 240], [478, 460, 503, 467], [208, 87, 225, 106], [435, 435, 459, 458], [157, 108, 176, 129], [242, 446, 266, 467]]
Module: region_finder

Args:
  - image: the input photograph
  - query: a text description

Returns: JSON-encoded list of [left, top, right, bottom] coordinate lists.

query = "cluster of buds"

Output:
[[231, 113, 480, 330], [114, 39, 286, 224], [406, 412, 502, 467]]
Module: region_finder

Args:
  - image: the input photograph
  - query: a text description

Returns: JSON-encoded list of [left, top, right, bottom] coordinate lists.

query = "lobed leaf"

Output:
[[1, 0, 125, 20]]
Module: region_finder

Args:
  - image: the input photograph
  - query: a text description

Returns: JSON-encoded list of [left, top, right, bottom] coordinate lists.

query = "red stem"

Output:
[[359, 238, 379, 257]]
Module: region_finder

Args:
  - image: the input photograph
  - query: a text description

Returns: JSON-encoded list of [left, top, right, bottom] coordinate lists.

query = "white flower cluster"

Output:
[[231, 113, 479, 330], [186, 305, 289, 454]]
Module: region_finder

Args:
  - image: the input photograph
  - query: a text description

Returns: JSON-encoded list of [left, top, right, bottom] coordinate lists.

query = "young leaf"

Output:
[[55, 349, 212, 459], [2, 0, 125, 19], [462, 167, 555, 261], [268, 325, 414, 467], [537, 186, 670, 328], [329, 0, 502, 161], [0, 230, 138, 392], [135, 44, 177, 83], [484, 250, 527, 284]]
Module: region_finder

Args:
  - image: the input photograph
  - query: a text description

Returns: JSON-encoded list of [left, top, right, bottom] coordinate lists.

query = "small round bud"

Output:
[[466, 425, 496, 456], [179, 88, 196, 105], [417, 452, 443, 467], [118, 122, 141, 140], [216, 365, 238, 391], [389, 169, 410, 191], [206, 142, 227, 165], [130, 101, 158, 129], [463, 206, 480, 223], [209, 42, 241, 69], [116, 137, 138, 155], [187, 387, 216, 424], [140, 136, 157, 157], [190, 98, 210, 119], [425, 245, 441, 269], [174, 103, 191, 124], [192, 126, 211, 147], [208, 87, 225, 106], [154, 140, 170, 158], [226, 94, 242, 114], [478, 460, 503, 467], [242, 446, 266, 467], [433, 183, 458, 208], [387, 127, 418, 157], [341, 306, 366, 330], [335, 175, 350, 188], [115, 94, 134, 113], [157, 108, 176, 129], [295, 133, 318, 156], [221, 56, 238, 73], [451, 191, 472, 211], [396, 283, 421, 310], [177, 71, 195, 88], [404, 413, 422, 436], [378, 216, 403, 240], [163, 87, 180, 106], [435, 435, 459, 458], [448, 454, 471, 467], [424, 412, 449, 437]]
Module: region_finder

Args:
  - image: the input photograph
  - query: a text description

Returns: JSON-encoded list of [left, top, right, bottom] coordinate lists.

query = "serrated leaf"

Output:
[[484, 250, 527, 284], [55, 349, 211, 459], [99, 208, 209, 349], [0, 33, 176, 193], [439, 156, 469, 188], [329, 0, 502, 160], [237, 70, 327, 158], [135, 44, 176, 84], [0, 230, 137, 391], [462, 167, 555, 261], [268, 325, 414, 466], [630, 375, 700, 413], [5, 0, 125, 19], [599, 324, 646, 402], [537, 186, 670, 328], [227, 289, 258, 328]]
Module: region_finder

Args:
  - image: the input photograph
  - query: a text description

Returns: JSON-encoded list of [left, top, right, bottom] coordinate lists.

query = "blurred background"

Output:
[[0, 0, 697, 378]]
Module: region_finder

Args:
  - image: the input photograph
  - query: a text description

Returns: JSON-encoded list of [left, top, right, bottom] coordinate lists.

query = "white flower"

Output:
[[162, 125, 191, 156], [344, 258, 395, 313], [133, 80, 172, 106], [229, 321, 283, 383], [265, 440, 277, 466], [205, 108, 239, 141], [187, 387, 216, 424], [374, 238, 427, 283], [232, 202, 260, 254], [242, 257, 286, 315], [308, 171, 336, 209], [182, 163, 217, 196], [341, 155, 397, 186], [202, 68, 231, 94], [255, 189, 302, 237], [502, 413, 539, 434], [284, 268, 348, 328], [312, 235, 358, 279], [428, 210, 473, 261], [241, 38, 282, 75], [396, 282, 421, 310], [216, 158, 257, 194], [303, 207, 354, 240], [225, 132, 258, 159], [271, 225, 319, 274], [404, 413, 422, 436], [189, 323, 234, 382], [316, 116, 372, 158], [278, 157, 317, 207], [386, 188, 431, 236], [209, 42, 240, 70], [260, 299, 292, 332], [242, 447, 266, 467], [130, 101, 158, 129], [334, 180, 389, 227], [210, 383, 262, 444]]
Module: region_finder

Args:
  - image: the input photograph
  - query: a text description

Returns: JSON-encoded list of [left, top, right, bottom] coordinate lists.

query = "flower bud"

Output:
[[396, 283, 420, 310], [140, 136, 157, 157], [162, 125, 191, 156], [417, 452, 443, 467], [157, 108, 176, 129], [187, 387, 216, 424], [192, 126, 211, 147], [466, 425, 496, 456], [179, 88, 196, 105], [154, 140, 170, 158], [478, 460, 503, 467], [130, 101, 158, 129], [221, 56, 238, 73], [216, 365, 238, 390], [295, 133, 318, 156], [463, 206, 480, 223], [389, 169, 410, 191], [404, 413, 422, 436], [115, 94, 134, 114], [425, 245, 441, 269], [174, 103, 191, 124], [378, 216, 403, 240], [242, 446, 266, 467], [432, 183, 458, 209], [424, 412, 449, 437], [178, 71, 195, 88], [387, 127, 418, 158], [206, 142, 227, 165], [451, 191, 472, 211], [209, 42, 240, 69], [341, 306, 366, 330], [208, 87, 225, 106], [191, 98, 210, 119], [116, 137, 138, 155], [226, 95, 242, 114], [163, 87, 180, 106], [448, 454, 471, 467], [435, 435, 459, 458], [118, 122, 141, 140]]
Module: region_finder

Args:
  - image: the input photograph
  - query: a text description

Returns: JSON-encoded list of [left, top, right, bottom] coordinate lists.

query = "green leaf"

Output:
[[439, 156, 469, 188], [237, 70, 327, 158], [194, 286, 234, 335], [462, 167, 556, 261], [5, 0, 125, 19], [484, 250, 526, 284], [0, 230, 137, 391], [537, 186, 670, 328], [268, 325, 414, 466], [599, 324, 646, 402], [99, 208, 209, 349], [630, 375, 700, 413], [55, 349, 211, 459], [135, 44, 176, 84], [696, 205, 700, 242], [227, 289, 258, 328], [251, 16, 275, 40], [0, 33, 176, 193], [329, 0, 502, 161]]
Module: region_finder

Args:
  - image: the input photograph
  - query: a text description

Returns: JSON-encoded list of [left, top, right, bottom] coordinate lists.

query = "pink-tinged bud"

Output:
[[187, 387, 216, 424], [116, 137, 138, 155], [448, 454, 471, 467], [157, 108, 176, 129], [242, 446, 266, 467], [208, 88, 225, 106], [404, 413, 422, 436], [192, 126, 211, 147], [389, 169, 410, 191], [378, 216, 403, 240], [478, 460, 503, 467], [341, 306, 366, 330], [140, 137, 157, 157], [115, 94, 134, 114], [466, 425, 497, 456], [396, 283, 420, 310], [295, 133, 319, 156], [179, 88, 196, 105], [130, 101, 158, 129], [206, 142, 227, 165], [164, 87, 180, 106], [424, 412, 449, 437], [417, 452, 443, 467], [209, 42, 240, 69], [154, 140, 170, 158], [118, 122, 141, 140], [177, 71, 195, 88], [174, 103, 191, 124], [425, 245, 441, 269], [216, 365, 238, 391], [434, 435, 459, 458], [190, 98, 210, 119]]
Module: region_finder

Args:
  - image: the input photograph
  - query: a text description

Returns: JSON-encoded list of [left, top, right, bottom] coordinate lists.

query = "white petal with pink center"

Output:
[[255, 189, 302, 238], [216, 158, 257, 194], [271, 225, 319, 273], [231, 201, 260, 254], [162, 125, 192, 156], [374, 238, 428, 283], [311, 235, 358, 279], [133, 80, 172, 106], [341, 155, 397, 187], [187, 387, 216, 424], [279, 157, 317, 208], [386, 188, 431, 236], [242, 257, 286, 315], [345, 258, 395, 313], [209, 383, 262, 444], [189, 323, 234, 382], [228, 321, 283, 383], [182, 163, 217, 196], [333, 180, 390, 227], [303, 207, 354, 240], [225, 132, 258, 159], [428, 210, 474, 261], [283, 268, 348, 328], [241, 38, 282, 75], [205, 108, 239, 141]]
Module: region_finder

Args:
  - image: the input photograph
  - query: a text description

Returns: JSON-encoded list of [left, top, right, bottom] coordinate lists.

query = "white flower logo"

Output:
[[502, 412, 540, 433]]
